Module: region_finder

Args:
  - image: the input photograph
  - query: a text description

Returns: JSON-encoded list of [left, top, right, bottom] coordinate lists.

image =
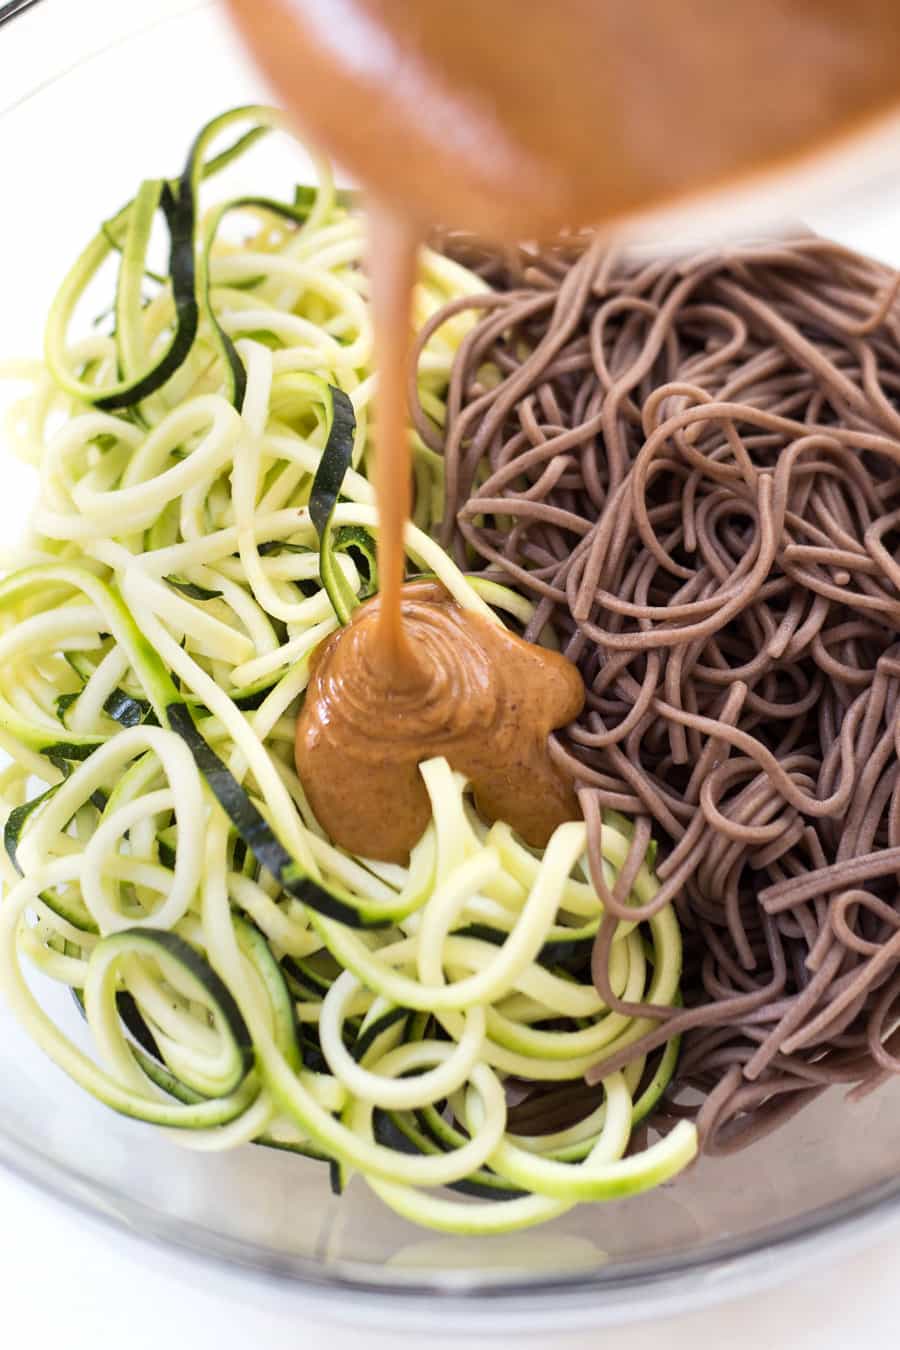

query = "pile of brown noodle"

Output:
[[412, 231, 900, 1154]]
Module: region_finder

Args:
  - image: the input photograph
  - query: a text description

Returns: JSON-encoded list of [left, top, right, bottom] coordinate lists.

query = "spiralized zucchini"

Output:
[[0, 109, 696, 1234]]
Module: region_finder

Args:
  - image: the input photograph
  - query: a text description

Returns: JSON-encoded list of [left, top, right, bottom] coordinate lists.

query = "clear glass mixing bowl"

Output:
[[4, 0, 900, 1332]]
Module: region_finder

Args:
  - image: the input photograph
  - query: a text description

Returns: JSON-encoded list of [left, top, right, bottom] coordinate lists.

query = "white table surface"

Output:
[[4, 3, 900, 1346], [1, 1162, 899, 1348]]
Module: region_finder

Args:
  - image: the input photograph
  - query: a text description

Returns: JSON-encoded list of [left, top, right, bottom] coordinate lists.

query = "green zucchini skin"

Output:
[[0, 106, 696, 1233], [49, 108, 296, 414], [103, 928, 255, 1089], [308, 384, 361, 624], [165, 702, 386, 928]]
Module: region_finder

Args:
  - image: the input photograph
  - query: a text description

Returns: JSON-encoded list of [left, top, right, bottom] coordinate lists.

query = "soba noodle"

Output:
[[414, 231, 900, 1153]]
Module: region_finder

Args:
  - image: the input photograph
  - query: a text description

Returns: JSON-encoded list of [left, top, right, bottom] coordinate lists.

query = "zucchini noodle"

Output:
[[0, 109, 695, 1233]]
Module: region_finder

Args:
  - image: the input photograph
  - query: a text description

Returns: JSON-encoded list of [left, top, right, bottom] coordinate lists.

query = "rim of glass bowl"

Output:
[[3, 0, 900, 1329], [5, 1117, 900, 1331]]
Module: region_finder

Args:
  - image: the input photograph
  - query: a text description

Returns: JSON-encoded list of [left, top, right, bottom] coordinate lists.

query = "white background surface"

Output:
[[2, 1161, 900, 1348], [3, 1, 900, 1346]]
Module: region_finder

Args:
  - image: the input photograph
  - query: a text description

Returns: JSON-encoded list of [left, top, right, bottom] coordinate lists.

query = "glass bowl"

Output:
[[3, 0, 900, 1332]]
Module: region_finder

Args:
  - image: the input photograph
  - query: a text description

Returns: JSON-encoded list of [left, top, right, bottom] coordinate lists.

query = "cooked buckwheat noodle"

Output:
[[414, 230, 900, 1155]]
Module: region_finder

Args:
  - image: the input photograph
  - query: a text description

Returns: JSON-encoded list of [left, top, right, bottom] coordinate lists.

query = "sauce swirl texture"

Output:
[[295, 584, 585, 862]]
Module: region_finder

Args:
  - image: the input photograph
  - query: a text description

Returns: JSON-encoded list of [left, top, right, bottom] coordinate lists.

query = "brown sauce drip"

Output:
[[365, 206, 421, 680], [227, 0, 900, 862], [294, 584, 585, 863]]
